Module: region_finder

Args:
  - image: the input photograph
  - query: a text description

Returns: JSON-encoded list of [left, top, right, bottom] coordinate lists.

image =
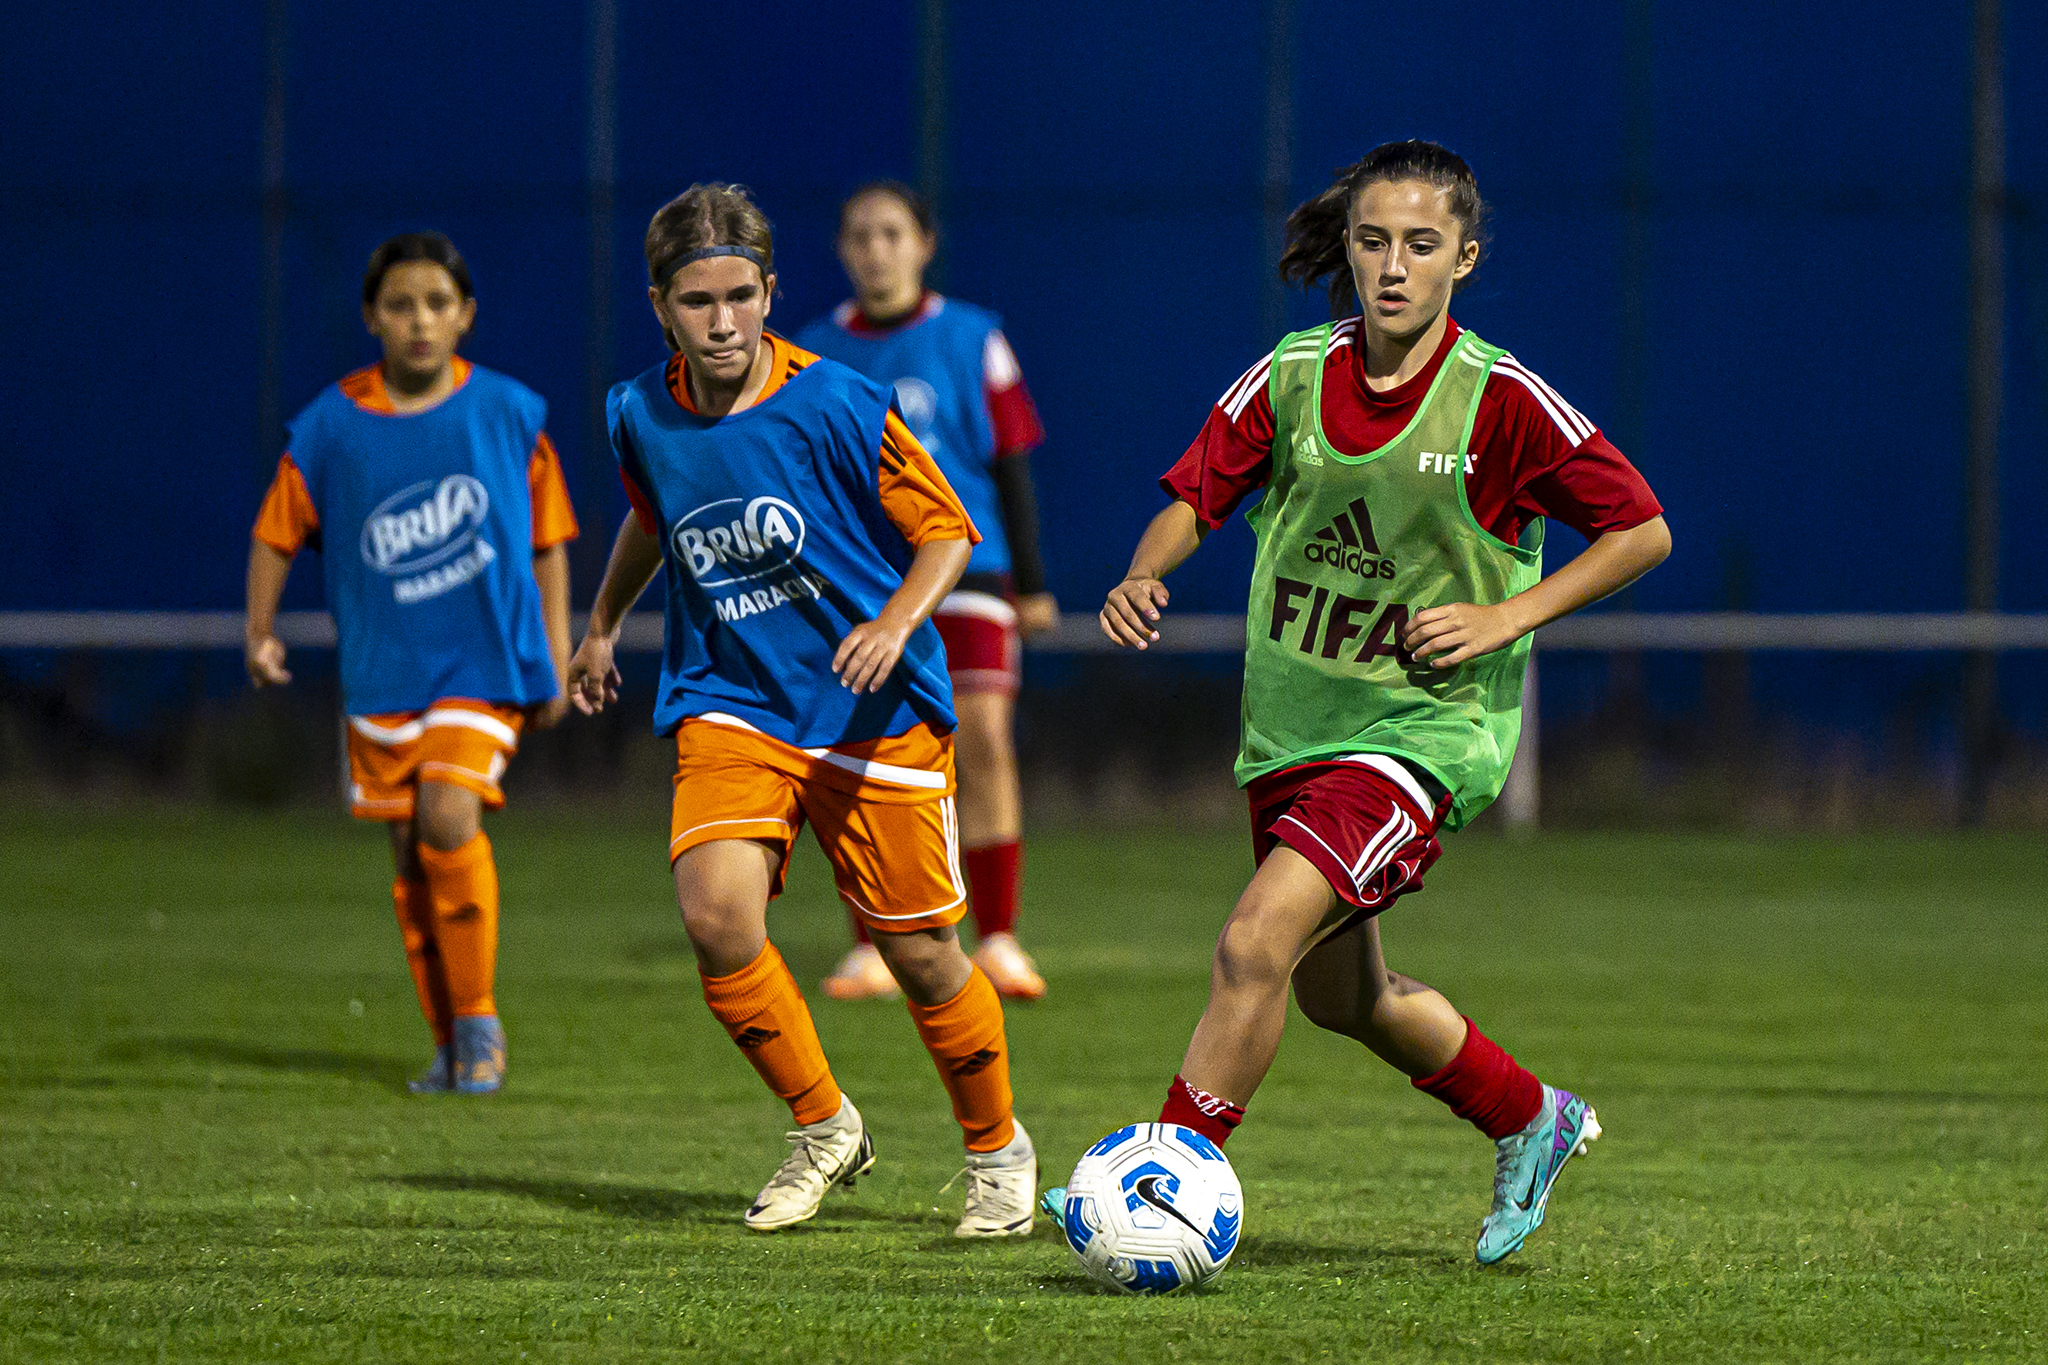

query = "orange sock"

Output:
[[417, 832, 499, 1018], [392, 876, 453, 1046], [907, 965, 1015, 1152], [701, 942, 843, 1126]]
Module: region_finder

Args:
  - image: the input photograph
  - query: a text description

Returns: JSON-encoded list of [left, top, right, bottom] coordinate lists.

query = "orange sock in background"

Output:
[[417, 832, 499, 1018], [392, 876, 453, 1046], [701, 942, 843, 1126], [906, 964, 1015, 1152]]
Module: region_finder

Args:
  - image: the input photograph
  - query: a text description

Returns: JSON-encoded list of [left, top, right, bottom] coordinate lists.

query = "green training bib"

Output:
[[1238, 324, 1541, 830]]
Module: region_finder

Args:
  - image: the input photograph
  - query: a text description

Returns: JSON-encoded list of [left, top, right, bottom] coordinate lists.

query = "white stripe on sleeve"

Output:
[[1492, 357, 1594, 445], [1222, 354, 1275, 420], [983, 330, 1022, 390]]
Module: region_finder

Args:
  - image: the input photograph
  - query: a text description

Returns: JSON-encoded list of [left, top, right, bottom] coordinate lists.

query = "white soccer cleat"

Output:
[[953, 1119, 1037, 1238], [744, 1096, 875, 1231], [973, 932, 1047, 1001], [822, 943, 900, 1001]]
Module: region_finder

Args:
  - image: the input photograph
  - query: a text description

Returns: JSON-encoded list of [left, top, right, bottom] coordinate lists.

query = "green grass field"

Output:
[[3, 808, 2044, 1362]]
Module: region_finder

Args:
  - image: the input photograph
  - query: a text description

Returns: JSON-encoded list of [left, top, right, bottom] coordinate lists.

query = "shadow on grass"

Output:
[[100, 1037, 412, 1092], [1232, 1237, 1482, 1274], [390, 1173, 933, 1229], [1019, 1237, 1482, 1294]]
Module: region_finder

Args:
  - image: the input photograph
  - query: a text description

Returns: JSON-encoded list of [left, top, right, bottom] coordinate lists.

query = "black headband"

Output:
[[656, 244, 769, 289]]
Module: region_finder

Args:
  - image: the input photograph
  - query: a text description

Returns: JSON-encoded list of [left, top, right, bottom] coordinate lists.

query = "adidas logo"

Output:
[[951, 1047, 1001, 1078], [1303, 498, 1395, 580], [732, 1026, 783, 1049]]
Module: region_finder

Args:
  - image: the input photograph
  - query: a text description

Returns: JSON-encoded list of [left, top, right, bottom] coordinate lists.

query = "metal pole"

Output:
[[917, 0, 946, 290], [1260, 0, 1295, 339], [1962, 0, 2004, 825], [1617, 0, 1653, 455], [1606, 0, 1655, 737], [583, 0, 619, 597], [257, 0, 288, 472], [1501, 648, 1540, 832]]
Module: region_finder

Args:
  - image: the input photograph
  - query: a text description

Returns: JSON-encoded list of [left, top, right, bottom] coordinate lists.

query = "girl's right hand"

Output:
[[566, 635, 622, 715], [1100, 577, 1169, 649], [245, 635, 291, 687]]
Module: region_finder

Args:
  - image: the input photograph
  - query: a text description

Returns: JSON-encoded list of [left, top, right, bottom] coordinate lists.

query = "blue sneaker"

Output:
[[407, 1044, 454, 1094], [452, 1015, 506, 1095], [1040, 1185, 1067, 1222], [1475, 1084, 1601, 1265]]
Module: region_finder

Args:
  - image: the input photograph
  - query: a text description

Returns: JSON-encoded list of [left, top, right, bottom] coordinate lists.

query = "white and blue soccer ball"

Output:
[[1060, 1123, 1243, 1294]]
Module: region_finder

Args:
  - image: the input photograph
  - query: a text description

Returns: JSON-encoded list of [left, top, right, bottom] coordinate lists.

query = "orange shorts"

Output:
[[668, 713, 965, 934], [346, 699, 526, 821]]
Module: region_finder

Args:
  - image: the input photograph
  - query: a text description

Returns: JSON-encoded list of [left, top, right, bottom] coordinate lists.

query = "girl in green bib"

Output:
[[1089, 141, 1670, 1264]]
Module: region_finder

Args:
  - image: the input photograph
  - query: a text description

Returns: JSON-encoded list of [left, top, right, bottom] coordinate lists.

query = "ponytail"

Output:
[[1277, 176, 1359, 316], [1279, 140, 1489, 317]]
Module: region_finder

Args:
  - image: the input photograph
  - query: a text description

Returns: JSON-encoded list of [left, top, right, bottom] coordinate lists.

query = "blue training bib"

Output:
[[287, 366, 557, 716], [796, 297, 1010, 578], [609, 349, 956, 746]]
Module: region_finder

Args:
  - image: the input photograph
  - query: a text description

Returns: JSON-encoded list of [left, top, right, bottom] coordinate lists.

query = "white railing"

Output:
[[8, 609, 2044, 830]]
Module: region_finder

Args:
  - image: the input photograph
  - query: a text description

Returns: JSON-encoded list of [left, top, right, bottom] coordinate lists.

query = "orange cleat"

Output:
[[973, 932, 1047, 1001], [822, 943, 901, 1001]]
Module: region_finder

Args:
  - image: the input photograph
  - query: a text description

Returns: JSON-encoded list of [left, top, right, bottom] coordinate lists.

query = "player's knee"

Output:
[[1211, 906, 1294, 991], [676, 880, 748, 940], [413, 782, 481, 851], [870, 925, 967, 1002]]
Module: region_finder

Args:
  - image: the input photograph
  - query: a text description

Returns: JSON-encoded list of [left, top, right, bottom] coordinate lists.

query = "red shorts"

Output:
[[932, 590, 1020, 696], [1248, 754, 1452, 932]]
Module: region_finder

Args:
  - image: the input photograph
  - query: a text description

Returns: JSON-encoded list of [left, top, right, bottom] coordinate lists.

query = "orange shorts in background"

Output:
[[668, 714, 965, 934], [347, 699, 526, 821]]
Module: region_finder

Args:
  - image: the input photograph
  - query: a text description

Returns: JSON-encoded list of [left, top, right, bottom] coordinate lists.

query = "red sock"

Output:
[[848, 908, 872, 947], [1157, 1073, 1245, 1147], [966, 840, 1021, 937], [1411, 1017, 1544, 1140]]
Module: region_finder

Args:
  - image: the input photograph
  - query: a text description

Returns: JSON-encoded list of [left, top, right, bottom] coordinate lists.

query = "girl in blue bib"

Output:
[[566, 184, 1039, 1237], [246, 232, 577, 1097]]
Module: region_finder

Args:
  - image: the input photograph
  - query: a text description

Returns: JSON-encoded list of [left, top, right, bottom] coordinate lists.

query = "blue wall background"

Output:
[[5, 1, 2046, 740]]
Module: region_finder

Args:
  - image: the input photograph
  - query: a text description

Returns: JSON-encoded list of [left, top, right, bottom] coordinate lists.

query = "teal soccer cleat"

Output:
[[1476, 1084, 1601, 1265], [1039, 1185, 1067, 1222], [407, 1043, 454, 1094], [452, 1015, 506, 1095]]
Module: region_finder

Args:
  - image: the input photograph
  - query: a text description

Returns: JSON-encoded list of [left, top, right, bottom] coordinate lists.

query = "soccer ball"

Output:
[[1059, 1123, 1243, 1294]]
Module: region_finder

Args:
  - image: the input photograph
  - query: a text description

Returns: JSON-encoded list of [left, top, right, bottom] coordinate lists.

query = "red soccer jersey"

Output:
[[1162, 316, 1661, 545]]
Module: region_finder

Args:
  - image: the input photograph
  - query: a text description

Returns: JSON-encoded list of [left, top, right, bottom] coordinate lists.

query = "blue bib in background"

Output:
[[797, 297, 1010, 578], [609, 351, 956, 746], [287, 366, 557, 716]]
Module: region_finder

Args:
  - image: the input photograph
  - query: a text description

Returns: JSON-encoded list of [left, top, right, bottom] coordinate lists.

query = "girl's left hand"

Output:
[[834, 618, 911, 693], [1402, 601, 1525, 668]]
